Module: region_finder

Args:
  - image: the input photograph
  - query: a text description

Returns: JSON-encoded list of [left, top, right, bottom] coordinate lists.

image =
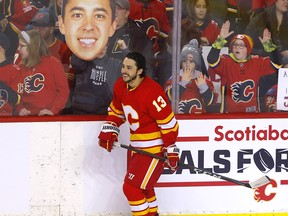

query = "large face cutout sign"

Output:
[[58, 0, 117, 60]]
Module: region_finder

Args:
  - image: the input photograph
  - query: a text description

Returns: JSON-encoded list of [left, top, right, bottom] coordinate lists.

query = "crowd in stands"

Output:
[[0, 0, 287, 116]]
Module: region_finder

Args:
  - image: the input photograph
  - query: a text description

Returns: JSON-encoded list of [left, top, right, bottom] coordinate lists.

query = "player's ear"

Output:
[[137, 68, 143, 76], [109, 19, 117, 37], [58, 15, 65, 35]]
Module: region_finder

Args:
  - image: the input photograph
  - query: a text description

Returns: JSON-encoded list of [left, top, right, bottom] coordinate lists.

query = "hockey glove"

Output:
[[98, 122, 120, 152], [163, 144, 180, 172]]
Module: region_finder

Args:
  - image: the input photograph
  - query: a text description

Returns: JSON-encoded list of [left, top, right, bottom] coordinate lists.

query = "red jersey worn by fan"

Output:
[[14, 39, 75, 89], [165, 71, 217, 114], [129, 0, 171, 53], [208, 28, 282, 113], [15, 56, 69, 115], [165, 39, 218, 114], [212, 55, 280, 112]]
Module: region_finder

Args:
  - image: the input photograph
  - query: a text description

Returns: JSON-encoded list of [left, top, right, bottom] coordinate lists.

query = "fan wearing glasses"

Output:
[[207, 20, 282, 113]]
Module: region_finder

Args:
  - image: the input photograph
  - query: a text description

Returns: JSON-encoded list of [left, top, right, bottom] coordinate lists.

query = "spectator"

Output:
[[207, 21, 282, 113], [153, 36, 172, 88], [180, 18, 208, 76], [28, 8, 75, 106], [107, 0, 154, 75], [225, 0, 252, 37], [160, 0, 174, 27], [245, 0, 288, 108], [58, 0, 117, 61], [15, 30, 69, 116], [15, 9, 75, 89], [264, 56, 288, 112], [182, 0, 221, 46], [165, 39, 218, 113], [245, 0, 288, 58], [128, 0, 172, 53], [0, 0, 43, 59], [208, 0, 227, 26], [0, 32, 21, 116], [69, 45, 122, 115], [48, 0, 66, 41], [157, 14, 203, 89]]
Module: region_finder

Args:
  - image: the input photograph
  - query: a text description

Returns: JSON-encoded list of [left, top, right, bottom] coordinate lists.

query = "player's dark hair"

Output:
[[61, 0, 116, 22], [126, 52, 146, 77]]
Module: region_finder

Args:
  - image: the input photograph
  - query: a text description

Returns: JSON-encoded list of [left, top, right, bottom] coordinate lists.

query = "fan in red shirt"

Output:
[[15, 30, 69, 116], [208, 21, 282, 113], [0, 0, 42, 59], [182, 0, 220, 46]]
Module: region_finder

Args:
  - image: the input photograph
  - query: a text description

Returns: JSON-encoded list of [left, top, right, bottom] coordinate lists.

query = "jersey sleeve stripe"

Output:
[[156, 112, 175, 125], [131, 131, 162, 140], [161, 122, 179, 135]]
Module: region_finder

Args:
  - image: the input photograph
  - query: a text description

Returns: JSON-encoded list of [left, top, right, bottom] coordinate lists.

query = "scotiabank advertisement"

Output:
[[154, 118, 288, 214]]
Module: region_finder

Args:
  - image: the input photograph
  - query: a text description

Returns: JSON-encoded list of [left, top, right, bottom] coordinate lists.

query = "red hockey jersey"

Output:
[[107, 76, 178, 154]]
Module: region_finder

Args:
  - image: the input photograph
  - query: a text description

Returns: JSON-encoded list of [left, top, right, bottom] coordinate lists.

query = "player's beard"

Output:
[[122, 73, 138, 84]]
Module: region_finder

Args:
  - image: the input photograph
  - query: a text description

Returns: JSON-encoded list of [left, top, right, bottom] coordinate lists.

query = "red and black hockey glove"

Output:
[[163, 144, 180, 172], [98, 122, 120, 152]]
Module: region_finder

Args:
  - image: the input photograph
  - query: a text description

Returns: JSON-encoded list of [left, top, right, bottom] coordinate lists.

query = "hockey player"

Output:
[[207, 20, 282, 113], [98, 52, 179, 216]]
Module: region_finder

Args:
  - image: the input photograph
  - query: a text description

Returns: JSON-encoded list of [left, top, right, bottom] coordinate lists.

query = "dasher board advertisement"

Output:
[[277, 68, 288, 111]]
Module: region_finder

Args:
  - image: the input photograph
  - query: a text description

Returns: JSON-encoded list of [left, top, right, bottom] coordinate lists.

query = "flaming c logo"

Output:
[[254, 179, 277, 202]]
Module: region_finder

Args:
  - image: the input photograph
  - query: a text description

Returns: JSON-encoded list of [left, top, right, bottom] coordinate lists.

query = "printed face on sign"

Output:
[[58, 0, 117, 61]]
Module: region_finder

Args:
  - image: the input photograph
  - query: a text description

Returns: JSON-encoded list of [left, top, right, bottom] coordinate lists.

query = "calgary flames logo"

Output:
[[254, 179, 277, 202], [231, 79, 254, 103]]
